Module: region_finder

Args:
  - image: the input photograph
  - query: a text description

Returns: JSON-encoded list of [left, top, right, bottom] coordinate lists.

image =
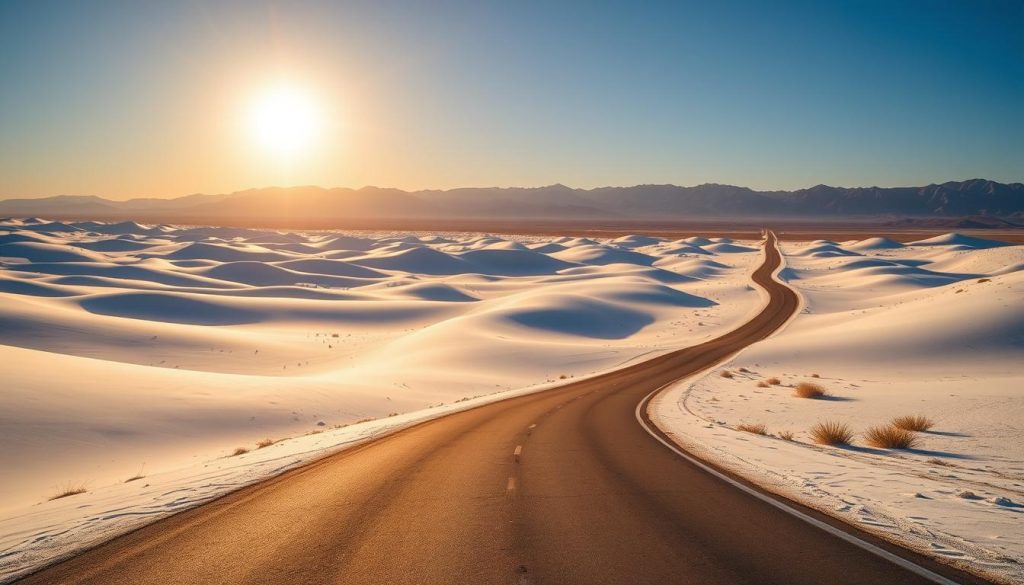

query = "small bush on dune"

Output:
[[811, 373, 820, 378], [777, 430, 794, 441], [231, 447, 249, 457], [794, 382, 827, 399], [891, 415, 934, 432], [256, 438, 275, 449], [49, 484, 87, 501], [738, 367, 750, 373], [756, 381, 769, 388], [864, 425, 919, 449], [737, 423, 768, 435], [765, 377, 781, 385], [720, 370, 734, 379], [809, 421, 853, 445]]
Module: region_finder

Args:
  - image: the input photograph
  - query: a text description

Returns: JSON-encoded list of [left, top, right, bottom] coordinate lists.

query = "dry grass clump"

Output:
[[864, 425, 919, 449], [756, 381, 769, 388], [738, 367, 750, 373], [231, 447, 249, 457], [49, 484, 87, 501], [794, 382, 827, 399], [891, 415, 934, 432], [720, 370, 734, 379], [777, 430, 794, 441], [811, 373, 820, 378], [809, 420, 853, 446], [256, 438, 275, 449], [736, 423, 768, 435], [765, 377, 781, 386]]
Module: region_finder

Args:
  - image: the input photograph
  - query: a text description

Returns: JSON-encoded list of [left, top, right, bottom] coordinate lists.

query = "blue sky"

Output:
[[1, 0, 1021, 198]]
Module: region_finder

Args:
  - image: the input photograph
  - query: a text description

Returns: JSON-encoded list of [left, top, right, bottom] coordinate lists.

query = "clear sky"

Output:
[[1, 0, 1021, 199]]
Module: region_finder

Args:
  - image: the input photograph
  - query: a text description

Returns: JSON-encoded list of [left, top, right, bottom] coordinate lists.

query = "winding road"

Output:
[[16, 232, 987, 585]]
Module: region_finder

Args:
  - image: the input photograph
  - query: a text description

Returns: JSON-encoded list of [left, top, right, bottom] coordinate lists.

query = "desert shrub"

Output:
[[809, 420, 853, 445], [864, 425, 919, 449], [756, 381, 769, 388], [736, 423, 768, 435], [720, 370, 734, 379], [256, 438, 275, 449], [811, 373, 820, 378], [738, 367, 750, 373], [794, 382, 827, 399], [49, 484, 87, 501], [765, 377, 781, 385], [777, 430, 794, 441], [891, 415, 934, 432], [231, 447, 249, 457]]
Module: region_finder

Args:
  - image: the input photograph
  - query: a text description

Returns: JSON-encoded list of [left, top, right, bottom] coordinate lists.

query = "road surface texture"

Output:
[[16, 232, 988, 585]]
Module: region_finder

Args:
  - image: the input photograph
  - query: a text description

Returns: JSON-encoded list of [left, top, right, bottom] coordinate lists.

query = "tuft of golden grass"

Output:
[[809, 420, 853, 445], [736, 423, 768, 435], [231, 447, 249, 457], [756, 381, 769, 388], [891, 415, 934, 432], [720, 370, 734, 379], [794, 382, 827, 399], [864, 425, 919, 449], [777, 430, 794, 441], [811, 373, 820, 378], [49, 484, 87, 501], [256, 438, 275, 449], [765, 377, 781, 385]]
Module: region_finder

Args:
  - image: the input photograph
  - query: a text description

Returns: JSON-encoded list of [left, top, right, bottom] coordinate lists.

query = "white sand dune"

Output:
[[704, 242, 757, 254], [0, 219, 765, 580], [909, 232, 1006, 249], [553, 244, 658, 266], [652, 233, 1024, 583], [847, 236, 905, 250]]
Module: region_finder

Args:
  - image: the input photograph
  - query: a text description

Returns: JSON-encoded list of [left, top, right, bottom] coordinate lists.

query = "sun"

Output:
[[246, 84, 321, 157]]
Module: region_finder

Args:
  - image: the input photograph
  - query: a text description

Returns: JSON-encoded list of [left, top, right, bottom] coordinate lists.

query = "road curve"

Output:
[[16, 232, 988, 585]]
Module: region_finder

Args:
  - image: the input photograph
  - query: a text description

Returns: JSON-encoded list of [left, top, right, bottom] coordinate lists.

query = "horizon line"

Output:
[[5, 177, 1022, 202]]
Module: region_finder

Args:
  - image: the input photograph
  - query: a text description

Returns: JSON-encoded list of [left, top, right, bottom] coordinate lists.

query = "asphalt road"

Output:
[[16, 232, 988, 585]]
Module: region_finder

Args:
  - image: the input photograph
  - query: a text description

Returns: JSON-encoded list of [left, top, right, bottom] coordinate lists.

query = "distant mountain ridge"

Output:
[[2, 179, 1022, 223]]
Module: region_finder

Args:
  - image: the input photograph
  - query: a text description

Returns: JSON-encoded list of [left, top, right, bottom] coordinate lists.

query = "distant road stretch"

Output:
[[16, 232, 987, 585]]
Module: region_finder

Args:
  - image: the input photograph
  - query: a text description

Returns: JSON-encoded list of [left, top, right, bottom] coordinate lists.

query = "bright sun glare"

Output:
[[247, 84, 320, 157]]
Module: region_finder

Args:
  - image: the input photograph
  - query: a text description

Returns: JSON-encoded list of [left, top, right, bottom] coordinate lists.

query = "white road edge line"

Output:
[[633, 233, 963, 585], [513, 445, 523, 462]]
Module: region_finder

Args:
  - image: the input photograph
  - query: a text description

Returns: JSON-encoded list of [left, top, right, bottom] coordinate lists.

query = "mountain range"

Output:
[[1, 179, 1022, 225]]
